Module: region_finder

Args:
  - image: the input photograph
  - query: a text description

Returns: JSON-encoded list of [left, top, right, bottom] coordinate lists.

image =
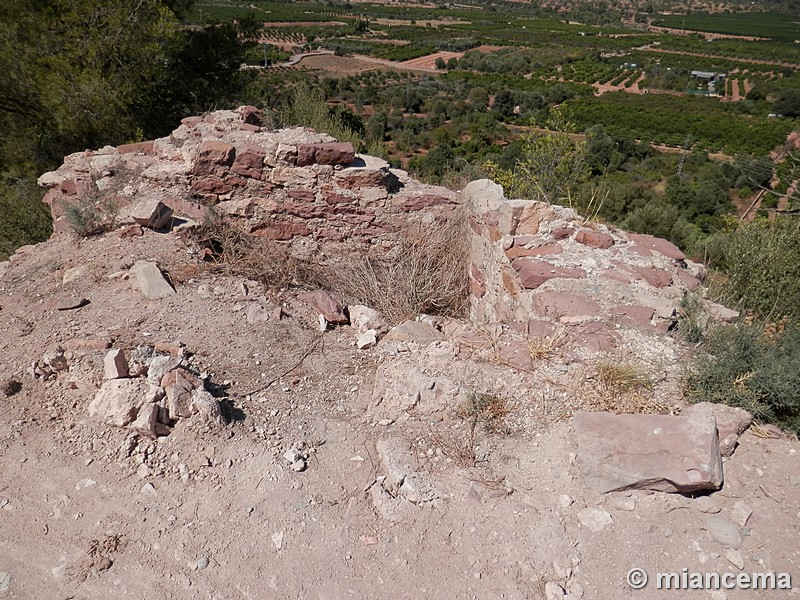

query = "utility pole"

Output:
[[677, 134, 692, 177]]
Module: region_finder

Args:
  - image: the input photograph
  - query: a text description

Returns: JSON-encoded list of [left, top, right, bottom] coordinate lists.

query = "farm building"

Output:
[[689, 70, 727, 96]]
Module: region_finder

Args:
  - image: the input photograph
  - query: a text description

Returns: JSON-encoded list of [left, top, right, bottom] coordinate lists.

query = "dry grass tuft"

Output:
[[459, 390, 513, 435], [432, 431, 477, 468], [187, 210, 468, 322], [525, 324, 569, 361], [596, 362, 652, 393], [432, 392, 513, 468], [586, 361, 665, 414], [190, 215, 315, 291], [326, 212, 469, 325]]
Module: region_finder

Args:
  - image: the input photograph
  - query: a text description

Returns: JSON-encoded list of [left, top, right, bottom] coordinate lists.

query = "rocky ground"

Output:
[[0, 110, 798, 599]]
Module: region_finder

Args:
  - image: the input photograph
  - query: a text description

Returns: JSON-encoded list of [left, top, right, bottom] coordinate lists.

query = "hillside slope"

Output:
[[0, 108, 797, 599]]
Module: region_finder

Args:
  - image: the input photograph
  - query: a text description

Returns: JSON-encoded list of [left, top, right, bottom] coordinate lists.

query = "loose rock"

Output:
[[130, 261, 176, 300], [707, 515, 743, 549], [577, 507, 613, 532], [131, 197, 173, 230], [682, 402, 753, 457], [545, 581, 566, 600], [298, 290, 348, 324], [88, 379, 164, 427], [731, 501, 752, 527], [574, 411, 723, 494], [103, 349, 129, 380]]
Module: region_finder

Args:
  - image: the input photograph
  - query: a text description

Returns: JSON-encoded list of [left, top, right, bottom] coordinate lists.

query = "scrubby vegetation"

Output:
[[686, 319, 800, 434], [683, 216, 800, 434]]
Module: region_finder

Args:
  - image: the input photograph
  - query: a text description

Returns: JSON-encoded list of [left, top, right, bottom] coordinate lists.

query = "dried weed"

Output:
[[326, 212, 469, 325]]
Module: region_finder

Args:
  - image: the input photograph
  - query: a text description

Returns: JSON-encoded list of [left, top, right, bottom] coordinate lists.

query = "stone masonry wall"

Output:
[[36, 108, 738, 360], [37, 106, 459, 253]]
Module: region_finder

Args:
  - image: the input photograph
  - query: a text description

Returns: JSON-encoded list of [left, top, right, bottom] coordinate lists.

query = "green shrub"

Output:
[[0, 177, 52, 260], [707, 217, 800, 321], [64, 196, 120, 237], [278, 82, 365, 149], [685, 321, 800, 434], [675, 292, 707, 344]]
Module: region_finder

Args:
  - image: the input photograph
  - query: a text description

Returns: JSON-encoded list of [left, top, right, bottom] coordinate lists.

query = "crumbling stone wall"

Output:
[[462, 178, 736, 353], [37, 108, 737, 356], [38, 106, 459, 253]]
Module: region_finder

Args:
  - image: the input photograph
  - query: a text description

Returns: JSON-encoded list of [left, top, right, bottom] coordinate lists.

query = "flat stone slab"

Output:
[[298, 290, 348, 324], [382, 320, 446, 345], [131, 197, 173, 230], [627, 233, 686, 260], [574, 411, 723, 494], [130, 260, 176, 300], [512, 258, 585, 289], [533, 291, 602, 318]]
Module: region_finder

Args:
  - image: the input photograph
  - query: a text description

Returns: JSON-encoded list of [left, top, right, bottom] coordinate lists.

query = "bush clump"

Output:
[[685, 321, 800, 435], [64, 196, 120, 237], [326, 213, 469, 325], [707, 217, 800, 321]]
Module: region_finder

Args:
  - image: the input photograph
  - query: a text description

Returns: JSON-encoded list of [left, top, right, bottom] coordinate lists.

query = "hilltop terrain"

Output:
[[0, 108, 798, 599]]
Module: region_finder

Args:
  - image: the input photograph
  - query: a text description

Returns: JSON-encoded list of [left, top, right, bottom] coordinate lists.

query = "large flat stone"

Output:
[[193, 140, 235, 177], [296, 142, 354, 166], [382, 320, 445, 345], [627, 233, 685, 260], [575, 228, 614, 249], [298, 290, 348, 324], [497, 200, 555, 236], [533, 291, 601, 318], [512, 259, 585, 289], [230, 143, 265, 179], [131, 197, 173, 230], [574, 411, 723, 494], [462, 178, 505, 213]]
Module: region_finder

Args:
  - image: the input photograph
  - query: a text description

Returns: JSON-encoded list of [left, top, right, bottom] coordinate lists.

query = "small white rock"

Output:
[[272, 531, 284, 550], [545, 581, 566, 600], [577, 507, 613, 532], [725, 548, 745, 570], [356, 329, 378, 350]]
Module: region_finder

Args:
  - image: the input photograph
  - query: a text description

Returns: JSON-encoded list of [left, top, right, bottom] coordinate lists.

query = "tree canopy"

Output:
[[0, 0, 255, 258]]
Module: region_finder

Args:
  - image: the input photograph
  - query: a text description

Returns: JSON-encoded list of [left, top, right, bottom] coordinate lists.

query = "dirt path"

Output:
[[731, 78, 741, 102], [401, 51, 464, 70], [638, 46, 800, 69], [648, 25, 771, 41], [626, 72, 646, 94]]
